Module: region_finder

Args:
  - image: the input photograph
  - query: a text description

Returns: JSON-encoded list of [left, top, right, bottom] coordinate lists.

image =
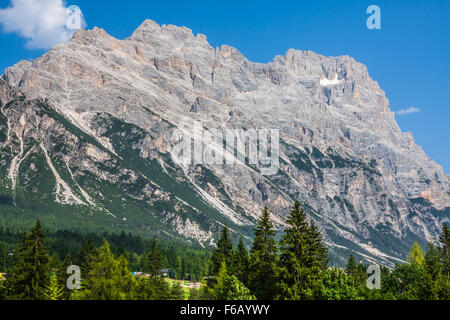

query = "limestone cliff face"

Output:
[[1, 20, 448, 265], [0, 78, 23, 106]]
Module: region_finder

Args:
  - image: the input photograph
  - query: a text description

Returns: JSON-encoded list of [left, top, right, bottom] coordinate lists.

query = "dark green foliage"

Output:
[[424, 243, 442, 280], [233, 237, 250, 286], [0, 243, 6, 271], [248, 206, 280, 300], [346, 254, 357, 275], [345, 255, 367, 290], [382, 262, 431, 300], [439, 223, 450, 277], [133, 276, 170, 300], [423, 242, 447, 299], [4, 220, 51, 300], [78, 241, 136, 300], [144, 238, 164, 278], [278, 201, 328, 299], [0, 277, 5, 299], [57, 253, 73, 300], [168, 281, 185, 300], [78, 236, 96, 276], [0, 227, 210, 282], [188, 287, 202, 300], [1, 210, 450, 301], [364, 233, 450, 300], [210, 226, 234, 275]]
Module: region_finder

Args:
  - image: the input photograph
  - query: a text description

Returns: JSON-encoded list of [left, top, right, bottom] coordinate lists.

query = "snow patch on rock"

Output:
[[320, 74, 342, 86]]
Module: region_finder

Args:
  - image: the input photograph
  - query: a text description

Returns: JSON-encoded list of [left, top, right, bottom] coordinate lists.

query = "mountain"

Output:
[[1, 20, 448, 265]]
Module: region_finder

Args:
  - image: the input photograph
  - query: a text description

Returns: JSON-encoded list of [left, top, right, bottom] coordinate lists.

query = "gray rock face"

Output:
[[0, 78, 23, 106], [1, 20, 449, 265]]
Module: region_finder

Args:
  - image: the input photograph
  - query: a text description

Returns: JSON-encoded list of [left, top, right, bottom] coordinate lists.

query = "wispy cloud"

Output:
[[396, 107, 421, 116], [0, 0, 86, 50]]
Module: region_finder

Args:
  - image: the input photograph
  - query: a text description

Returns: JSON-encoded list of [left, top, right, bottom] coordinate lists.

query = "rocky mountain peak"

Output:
[[0, 19, 448, 266], [131, 19, 198, 45]]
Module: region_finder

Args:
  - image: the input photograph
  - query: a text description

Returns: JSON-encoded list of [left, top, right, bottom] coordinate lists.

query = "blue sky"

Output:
[[0, 0, 449, 172]]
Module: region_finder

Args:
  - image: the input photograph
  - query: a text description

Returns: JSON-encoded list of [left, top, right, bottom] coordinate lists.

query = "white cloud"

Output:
[[396, 107, 420, 115], [0, 0, 86, 50]]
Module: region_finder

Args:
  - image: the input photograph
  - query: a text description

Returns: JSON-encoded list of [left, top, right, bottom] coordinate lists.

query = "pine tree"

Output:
[[144, 238, 163, 278], [211, 225, 234, 275], [5, 220, 52, 300], [437, 223, 450, 299], [346, 253, 357, 276], [307, 219, 329, 270], [248, 206, 280, 300], [439, 223, 450, 277], [78, 236, 96, 276], [79, 240, 136, 300], [279, 201, 328, 299], [233, 237, 249, 286], [424, 242, 444, 299], [175, 255, 183, 279], [424, 243, 442, 280], [345, 253, 367, 292]]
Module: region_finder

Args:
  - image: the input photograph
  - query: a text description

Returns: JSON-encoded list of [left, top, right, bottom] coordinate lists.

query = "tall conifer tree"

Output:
[[79, 240, 136, 300], [5, 220, 51, 300], [144, 238, 164, 278], [278, 201, 328, 299], [346, 253, 357, 276], [439, 223, 450, 277], [78, 236, 96, 276], [233, 237, 250, 286], [307, 219, 329, 270], [248, 206, 279, 300], [211, 225, 234, 275]]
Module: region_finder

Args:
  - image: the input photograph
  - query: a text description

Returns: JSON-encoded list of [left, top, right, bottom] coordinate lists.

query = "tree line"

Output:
[[200, 202, 450, 300], [0, 226, 210, 282], [0, 201, 449, 300]]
